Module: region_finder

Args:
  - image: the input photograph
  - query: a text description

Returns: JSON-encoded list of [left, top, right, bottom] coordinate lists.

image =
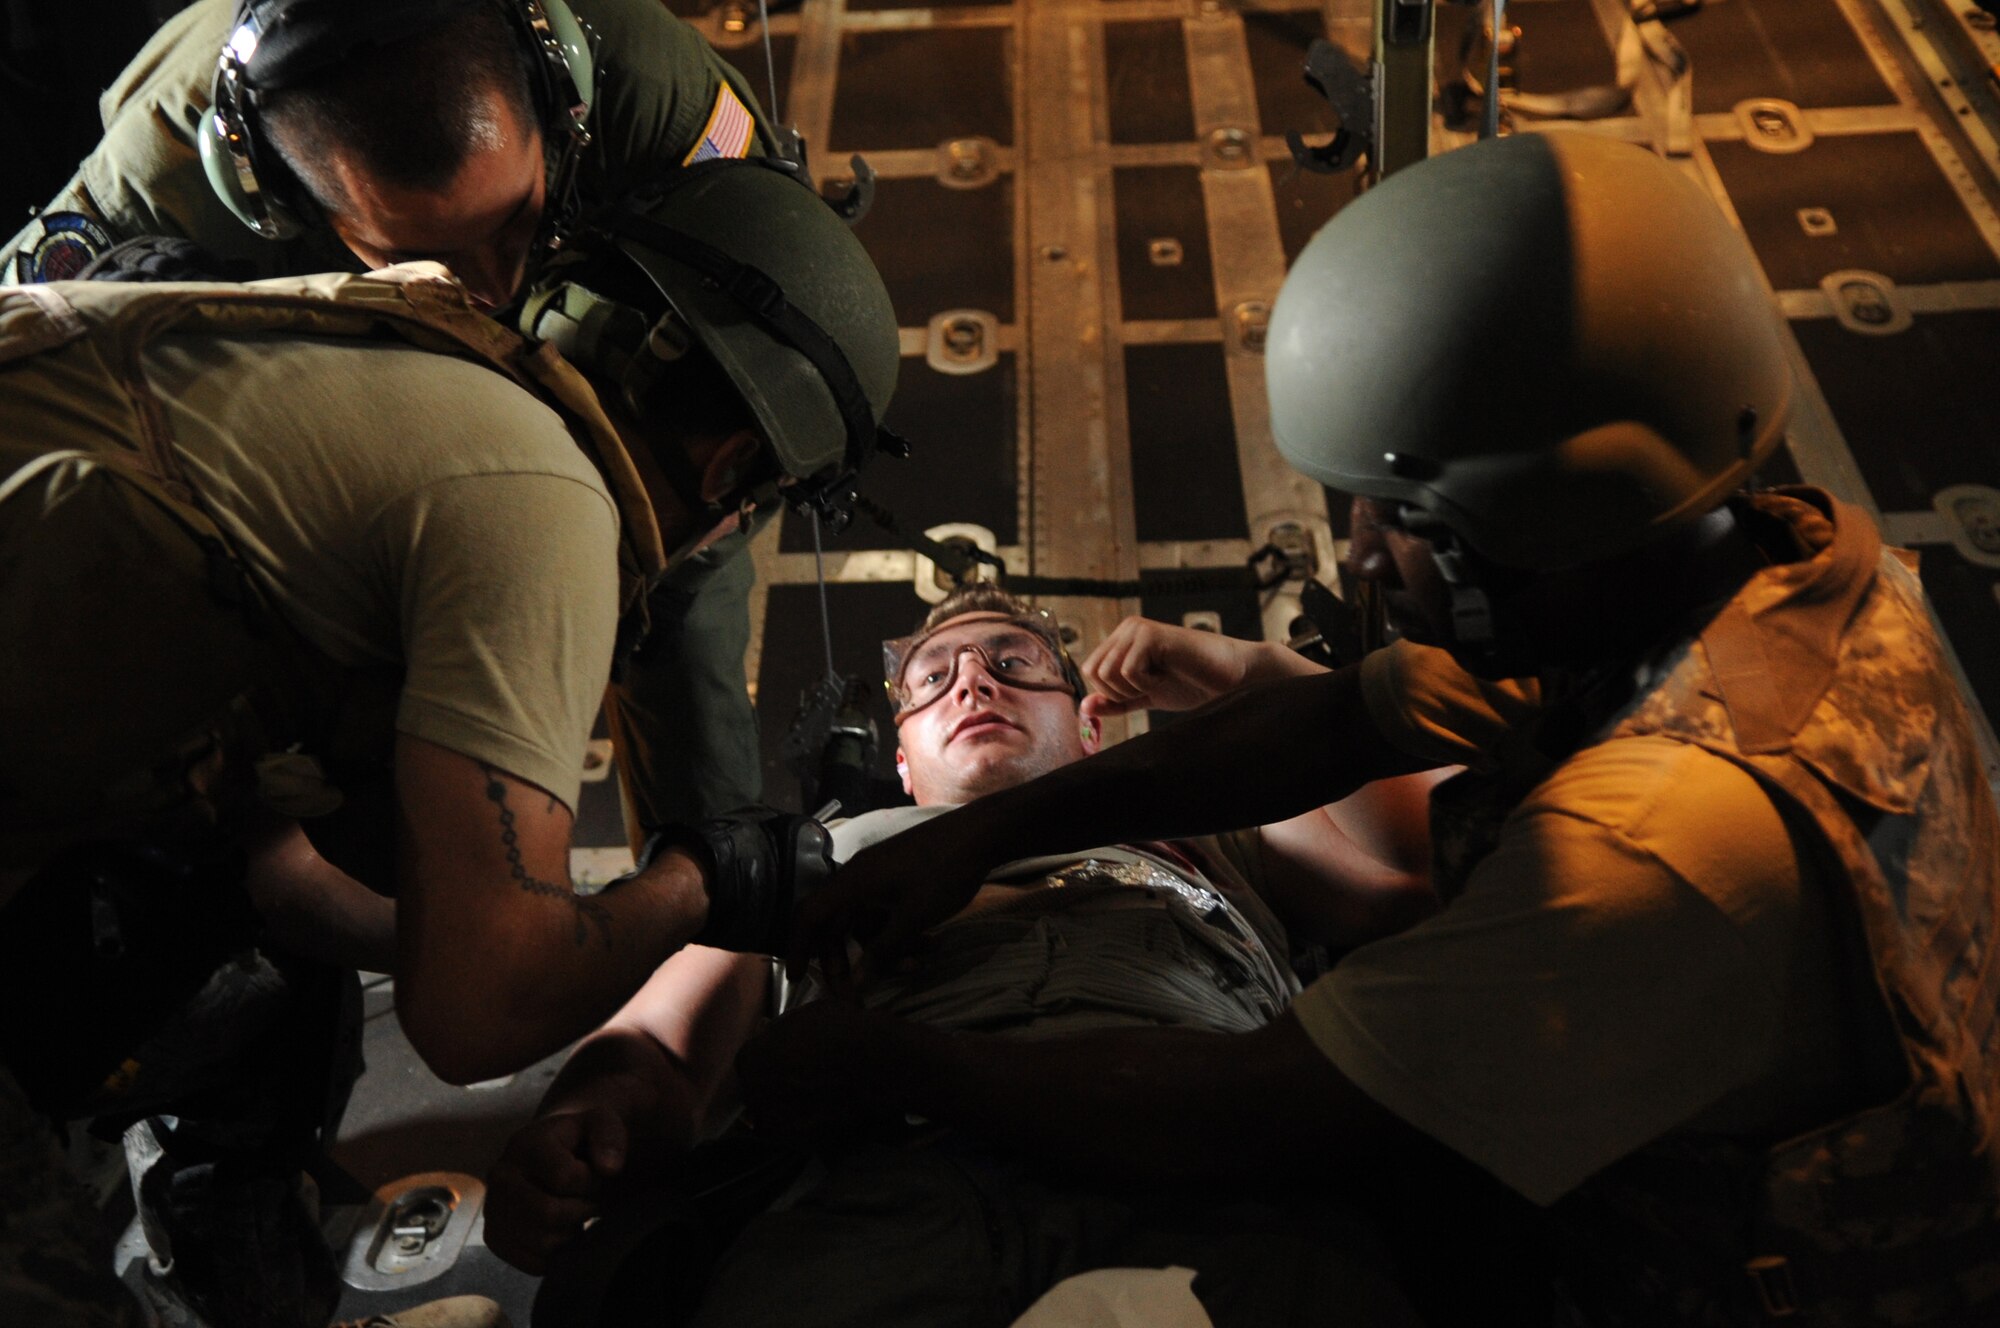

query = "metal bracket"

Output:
[[340, 1173, 485, 1292], [821, 153, 877, 226], [1285, 40, 1375, 175]]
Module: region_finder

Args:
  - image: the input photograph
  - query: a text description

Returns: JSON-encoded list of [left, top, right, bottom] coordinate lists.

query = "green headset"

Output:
[[197, 0, 595, 241]]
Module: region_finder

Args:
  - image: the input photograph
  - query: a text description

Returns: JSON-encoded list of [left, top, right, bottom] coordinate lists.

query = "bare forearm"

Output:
[[538, 1026, 700, 1172], [957, 666, 1413, 869], [1239, 638, 1334, 687], [398, 848, 711, 1084], [242, 820, 397, 971]]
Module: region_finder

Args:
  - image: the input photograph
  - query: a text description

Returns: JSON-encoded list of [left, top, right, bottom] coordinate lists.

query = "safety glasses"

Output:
[[882, 610, 1080, 724]]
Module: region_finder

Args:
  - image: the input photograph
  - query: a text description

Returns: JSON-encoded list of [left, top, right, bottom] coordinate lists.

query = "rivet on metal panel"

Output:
[[1205, 127, 1255, 170], [1228, 301, 1270, 355], [1935, 485, 2000, 568], [925, 309, 1000, 375], [1820, 269, 1911, 336], [1796, 207, 1838, 237], [938, 137, 1001, 190], [1148, 237, 1184, 267], [1182, 611, 1223, 633], [1732, 99, 1813, 155]]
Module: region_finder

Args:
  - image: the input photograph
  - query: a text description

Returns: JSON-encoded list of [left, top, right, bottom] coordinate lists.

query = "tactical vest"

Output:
[[0, 268, 666, 879], [1426, 493, 2000, 1325]]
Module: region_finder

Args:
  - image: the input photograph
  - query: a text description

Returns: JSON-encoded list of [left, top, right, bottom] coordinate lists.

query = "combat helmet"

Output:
[[518, 157, 904, 521], [1265, 131, 1792, 572]]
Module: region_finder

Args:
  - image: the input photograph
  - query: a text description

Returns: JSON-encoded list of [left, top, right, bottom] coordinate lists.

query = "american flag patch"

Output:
[[682, 83, 757, 165]]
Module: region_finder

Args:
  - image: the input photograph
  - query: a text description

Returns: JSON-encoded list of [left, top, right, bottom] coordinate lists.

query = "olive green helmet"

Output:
[[519, 157, 904, 516], [1265, 131, 1792, 572]]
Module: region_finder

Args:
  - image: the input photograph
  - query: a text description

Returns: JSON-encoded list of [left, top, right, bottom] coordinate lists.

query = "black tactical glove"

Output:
[[632, 808, 835, 956]]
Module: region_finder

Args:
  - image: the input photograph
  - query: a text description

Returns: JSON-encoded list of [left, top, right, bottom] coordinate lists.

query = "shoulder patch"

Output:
[[17, 212, 114, 284], [681, 83, 757, 166]]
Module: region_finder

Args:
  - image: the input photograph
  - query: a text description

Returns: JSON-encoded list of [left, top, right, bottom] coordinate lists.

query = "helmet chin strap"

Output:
[[1397, 506, 1497, 647]]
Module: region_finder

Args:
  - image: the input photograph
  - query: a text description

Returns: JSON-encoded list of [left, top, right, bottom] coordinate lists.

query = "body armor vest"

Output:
[[1426, 492, 2000, 1325], [0, 268, 664, 877]]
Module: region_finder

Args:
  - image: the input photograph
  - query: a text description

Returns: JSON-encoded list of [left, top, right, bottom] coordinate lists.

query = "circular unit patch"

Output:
[[25, 212, 114, 283]]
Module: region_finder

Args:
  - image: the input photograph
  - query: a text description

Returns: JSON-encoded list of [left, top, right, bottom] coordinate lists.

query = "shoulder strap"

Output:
[[33, 270, 667, 607]]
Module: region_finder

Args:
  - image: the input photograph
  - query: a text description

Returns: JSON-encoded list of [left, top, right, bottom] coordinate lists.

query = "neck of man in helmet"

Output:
[[1461, 505, 1771, 684]]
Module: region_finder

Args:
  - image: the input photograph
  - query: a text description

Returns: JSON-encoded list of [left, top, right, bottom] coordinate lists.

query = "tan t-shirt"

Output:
[[142, 331, 620, 811], [1292, 640, 1864, 1206]]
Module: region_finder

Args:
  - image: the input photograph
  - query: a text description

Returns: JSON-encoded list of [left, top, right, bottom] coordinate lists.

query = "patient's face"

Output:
[[895, 613, 1099, 805]]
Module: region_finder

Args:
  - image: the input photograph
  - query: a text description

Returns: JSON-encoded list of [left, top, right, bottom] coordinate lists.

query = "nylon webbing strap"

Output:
[[852, 496, 1285, 600]]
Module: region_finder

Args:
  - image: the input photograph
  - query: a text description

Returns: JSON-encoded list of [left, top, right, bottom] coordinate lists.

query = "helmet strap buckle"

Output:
[[1423, 527, 1499, 646]]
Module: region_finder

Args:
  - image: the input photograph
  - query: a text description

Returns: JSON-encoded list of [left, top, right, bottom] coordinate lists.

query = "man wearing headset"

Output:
[[2, 0, 774, 303], [0, 159, 897, 1328], [3, 0, 788, 839], [778, 133, 2000, 1324]]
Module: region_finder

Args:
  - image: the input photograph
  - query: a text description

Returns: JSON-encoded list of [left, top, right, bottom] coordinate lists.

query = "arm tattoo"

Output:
[[481, 766, 612, 949]]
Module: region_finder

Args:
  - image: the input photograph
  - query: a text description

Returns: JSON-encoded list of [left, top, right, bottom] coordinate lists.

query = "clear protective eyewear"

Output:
[[882, 611, 1080, 723]]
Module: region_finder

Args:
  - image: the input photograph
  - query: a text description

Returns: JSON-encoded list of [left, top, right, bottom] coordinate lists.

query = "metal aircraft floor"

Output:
[[718, 0, 2000, 820]]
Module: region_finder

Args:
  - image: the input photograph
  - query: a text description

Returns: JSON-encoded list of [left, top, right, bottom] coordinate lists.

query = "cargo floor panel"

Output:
[[831, 26, 1016, 151], [1669, 0, 1896, 113], [853, 175, 1017, 325], [1106, 18, 1196, 144], [1268, 160, 1360, 264], [850, 0, 1005, 10], [758, 581, 933, 812], [1240, 9, 1335, 139], [781, 354, 1020, 553], [1710, 133, 2000, 290], [1113, 165, 1220, 321], [1794, 310, 2000, 508], [1126, 342, 1251, 543]]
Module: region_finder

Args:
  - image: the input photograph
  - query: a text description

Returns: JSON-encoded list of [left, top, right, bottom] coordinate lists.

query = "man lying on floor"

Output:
[[482, 583, 1445, 1327]]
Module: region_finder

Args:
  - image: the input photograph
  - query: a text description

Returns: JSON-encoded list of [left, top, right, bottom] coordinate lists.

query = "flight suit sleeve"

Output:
[[2, 0, 354, 283], [573, 0, 780, 203], [601, 513, 766, 838]]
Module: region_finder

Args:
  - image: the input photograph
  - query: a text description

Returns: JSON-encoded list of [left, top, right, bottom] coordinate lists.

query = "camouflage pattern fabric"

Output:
[[1428, 489, 2000, 1325], [0, 1065, 144, 1328]]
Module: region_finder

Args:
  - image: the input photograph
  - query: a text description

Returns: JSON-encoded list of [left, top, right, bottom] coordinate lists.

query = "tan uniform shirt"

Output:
[[142, 330, 621, 811], [1294, 638, 1867, 1206]]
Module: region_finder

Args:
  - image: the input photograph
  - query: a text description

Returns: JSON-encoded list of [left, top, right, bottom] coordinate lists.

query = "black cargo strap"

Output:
[[853, 495, 1300, 599]]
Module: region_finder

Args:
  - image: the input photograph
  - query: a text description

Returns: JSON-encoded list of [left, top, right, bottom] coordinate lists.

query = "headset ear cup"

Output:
[[531, 0, 595, 126], [197, 102, 306, 241]]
